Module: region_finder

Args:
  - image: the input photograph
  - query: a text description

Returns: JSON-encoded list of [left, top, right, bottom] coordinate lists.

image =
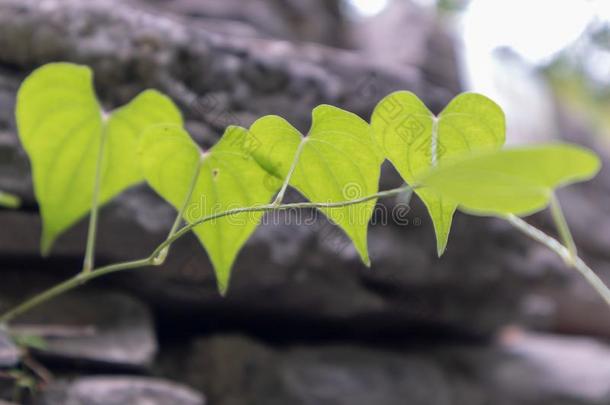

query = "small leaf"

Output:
[[0, 191, 20, 209], [139, 125, 278, 293], [248, 105, 383, 265], [16, 63, 182, 254], [371, 91, 505, 255], [416, 143, 601, 216]]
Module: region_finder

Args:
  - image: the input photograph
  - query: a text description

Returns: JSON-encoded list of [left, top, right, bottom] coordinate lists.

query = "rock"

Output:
[[159, 332, 610, 405], [1, 289, 157, 369], [0, 329, 18, 368], [0, 0, 444, 138], [495, 330, 610, 404], [35, 376, 204, 405], [354, 0, 461, 95], [134, 0, 347, 46], [111, 204, 561, 338]]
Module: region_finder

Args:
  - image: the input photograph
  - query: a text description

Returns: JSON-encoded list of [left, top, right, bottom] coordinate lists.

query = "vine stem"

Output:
[[153, 156, 204, 265], [0, 186, 409, 325], [272, 138, 307, 206], [0, 258, 153, 324], [3, 183, 610, 324], [149, 185, 412, 258], [82, 120, 109, 274], [504, 214, 610, 307], [549, 192, 577, 263]]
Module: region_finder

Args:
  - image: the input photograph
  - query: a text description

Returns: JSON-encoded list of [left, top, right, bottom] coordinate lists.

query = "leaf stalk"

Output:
[[272, 138, 307, 206], [504, 214, 610, 307], [82, 119, 109, 274]]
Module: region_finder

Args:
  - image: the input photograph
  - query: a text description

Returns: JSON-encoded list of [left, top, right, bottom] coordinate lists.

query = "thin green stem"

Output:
[[272, 138, 307, 206], [0, 186, 410, 325], [82, 122, 109, 274], [0, 258, 153, 324], [550, 192, 577, 263], [154, 157, 204, 265], [151, 185, 411, 258], [505, 214, 610, 307]]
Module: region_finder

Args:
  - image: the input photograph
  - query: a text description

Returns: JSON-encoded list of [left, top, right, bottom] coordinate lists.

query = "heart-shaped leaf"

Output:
[[139, 125, 279, 293], [416, 143, 601, 216], [248, 105, 383, 265], [371, 91, 505, 255], [16, 63, 182, 254]]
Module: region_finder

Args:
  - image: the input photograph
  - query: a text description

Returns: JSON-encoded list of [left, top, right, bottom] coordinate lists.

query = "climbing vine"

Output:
[[0, 62, 608, 325]]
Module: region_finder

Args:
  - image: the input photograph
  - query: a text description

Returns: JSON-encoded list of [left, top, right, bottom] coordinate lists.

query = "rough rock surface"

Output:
[[0, 0, 448, 138], [160, 331, 610, 405], [35, 376, 205, 405], [133, 0, 347, 46], [497, 331, 610, 404], [354, 0, 461, 95]]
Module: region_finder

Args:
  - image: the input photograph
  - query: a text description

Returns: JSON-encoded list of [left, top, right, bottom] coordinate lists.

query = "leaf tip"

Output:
[[217, 279, 229, 297], [40, 235, 54, 257], [213, 263, 233, 297], [357, 247, 371, 268], [436, 242, 447, 258]]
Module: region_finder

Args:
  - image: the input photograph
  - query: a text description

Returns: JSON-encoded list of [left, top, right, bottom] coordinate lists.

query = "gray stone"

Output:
[[355, 0, 461, 94], [494, 331, 610, 404], [36, 376, 204, 405], [133, 0, 346, 46], [0, 0, 445, 138], [161, 332, 610, 405], [116, 205, 562, 336]]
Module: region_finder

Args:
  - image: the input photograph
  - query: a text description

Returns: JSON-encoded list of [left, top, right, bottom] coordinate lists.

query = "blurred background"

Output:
[[1, 0, 610, 403]]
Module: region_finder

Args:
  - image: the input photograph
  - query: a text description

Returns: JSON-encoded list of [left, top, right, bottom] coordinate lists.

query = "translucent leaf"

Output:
[[416, 143, 601, 216], [371, 91, 505, 255], [248, 105, 383, 265], [16, 63, 182, 254], [139, 125, 279, 293], [102, 90, 182, 201]]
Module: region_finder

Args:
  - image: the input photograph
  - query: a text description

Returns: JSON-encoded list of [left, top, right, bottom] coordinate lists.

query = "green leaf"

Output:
[[139, 125, 279, 293], [101, 89, 183, 201], [0, 191, 20, 209], [416, 143, 601, 216], [371, 91, 505, 255], [16, 62, 182, 254], [248, 105, 383, 265]]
